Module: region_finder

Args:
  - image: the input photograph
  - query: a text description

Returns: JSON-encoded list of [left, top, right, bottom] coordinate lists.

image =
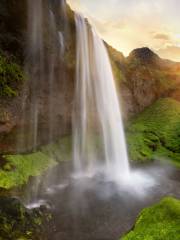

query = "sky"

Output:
[[67, 0, 180, 62]]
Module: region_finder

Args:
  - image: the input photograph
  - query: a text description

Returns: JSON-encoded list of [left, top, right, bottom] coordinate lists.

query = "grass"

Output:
[[121, 197, 180, 240], [127, 98, 180, 164], [0, 136, 72, 189]]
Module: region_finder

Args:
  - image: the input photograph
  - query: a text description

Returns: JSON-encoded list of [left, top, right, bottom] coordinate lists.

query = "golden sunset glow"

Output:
[[68, 0, 180, 62]]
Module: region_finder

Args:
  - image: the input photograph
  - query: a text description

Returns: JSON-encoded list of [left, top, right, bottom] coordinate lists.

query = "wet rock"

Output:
[[0, 109, 15, 135], [0, 197, 53, 240]]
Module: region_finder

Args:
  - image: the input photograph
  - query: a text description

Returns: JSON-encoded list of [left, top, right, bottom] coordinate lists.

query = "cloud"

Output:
[[94, 20, 126, 34], [156, 45, 180, 62], [153, 33, 170, 41], [68, 0, 180, 61]]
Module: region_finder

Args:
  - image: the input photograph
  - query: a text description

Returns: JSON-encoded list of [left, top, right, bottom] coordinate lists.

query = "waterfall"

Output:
[[73, 14, 130, 179], [17, 0, 70, 153], [26, 0, 44, 150], [20, 0, 71, 204]]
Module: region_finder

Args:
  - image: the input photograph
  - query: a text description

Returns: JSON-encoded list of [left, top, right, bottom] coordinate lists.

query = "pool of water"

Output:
[[22, 161, 180, 240]]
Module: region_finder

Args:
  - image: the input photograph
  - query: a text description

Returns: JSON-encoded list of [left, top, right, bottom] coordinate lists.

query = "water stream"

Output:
[[73, 14, 130, 179]]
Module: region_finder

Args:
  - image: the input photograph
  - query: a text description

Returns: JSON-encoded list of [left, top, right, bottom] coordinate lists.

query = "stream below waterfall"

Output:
[[21, 161, 180, 240]]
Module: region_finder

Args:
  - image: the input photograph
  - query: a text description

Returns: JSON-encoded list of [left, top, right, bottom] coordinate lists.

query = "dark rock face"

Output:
[[0, 0, 27, 61], [128, 47, 160, 64], [0, 0, 76, 154]]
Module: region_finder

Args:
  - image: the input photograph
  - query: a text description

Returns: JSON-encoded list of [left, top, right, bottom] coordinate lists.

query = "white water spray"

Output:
[[73, 14, 130, 179]]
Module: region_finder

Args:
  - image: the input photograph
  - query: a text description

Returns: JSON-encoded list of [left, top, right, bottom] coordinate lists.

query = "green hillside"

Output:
[[122, 197, 180, 240], [127, 98, 180, 164]]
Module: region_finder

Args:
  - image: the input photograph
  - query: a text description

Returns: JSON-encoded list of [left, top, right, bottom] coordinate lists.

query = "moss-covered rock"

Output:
[[121, 197, 180, 240], [0, 136, 72, 190], [0, 52, 25, 97], [127, 98, 180, 165], [0, 197, 52, 240]]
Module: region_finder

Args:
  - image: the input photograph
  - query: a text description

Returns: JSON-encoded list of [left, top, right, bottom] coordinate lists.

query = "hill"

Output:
[[108, 46, 180, 118], [122, 197, 180, 240], [127, 98, 180, 164]]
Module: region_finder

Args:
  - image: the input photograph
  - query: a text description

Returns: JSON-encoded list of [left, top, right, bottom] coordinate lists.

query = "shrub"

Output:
[[0, 53, 25, 97]]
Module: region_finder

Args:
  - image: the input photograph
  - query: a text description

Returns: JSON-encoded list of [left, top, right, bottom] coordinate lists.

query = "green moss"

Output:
[[0, 52, 25, 97], [127, 98, 180, 164], [42, 136, 72, 162], [0, 136, 72, 189], [0, 152, 56, 190], [121, 197, 180, 240]]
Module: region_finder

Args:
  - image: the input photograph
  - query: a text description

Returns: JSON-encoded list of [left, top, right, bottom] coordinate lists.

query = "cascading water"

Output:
[[22, 0, 72, 204], [18, 0, 70, 153], [26, 0, 44, 150], [73, 14, 130, 179]]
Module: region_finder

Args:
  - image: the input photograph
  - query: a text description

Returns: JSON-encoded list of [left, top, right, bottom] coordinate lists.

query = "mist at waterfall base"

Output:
[[24, 161, 180, 240]]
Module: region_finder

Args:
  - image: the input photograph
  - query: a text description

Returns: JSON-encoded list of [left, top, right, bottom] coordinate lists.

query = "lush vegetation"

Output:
[[127, 98, 180, 165], [0, 53, 25, 97], [122, 197, 180, 240], [0, 137, 72, 189]]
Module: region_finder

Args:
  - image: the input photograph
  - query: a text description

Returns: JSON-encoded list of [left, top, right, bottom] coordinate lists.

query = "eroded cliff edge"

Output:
[[0, 0, 180, 155]]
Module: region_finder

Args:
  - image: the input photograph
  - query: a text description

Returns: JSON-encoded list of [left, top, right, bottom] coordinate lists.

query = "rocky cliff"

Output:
[[108, 46, 180, 118], [0, 0, 180, 155], [0, 0, 76, 154]]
